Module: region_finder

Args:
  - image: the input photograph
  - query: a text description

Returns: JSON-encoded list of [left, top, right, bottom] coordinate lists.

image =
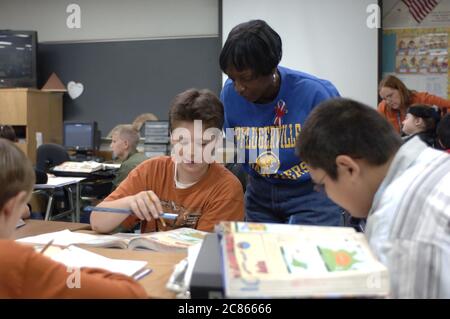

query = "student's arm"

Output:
[[91, 191, 163, 234], [377, 101, 387, 114], [420, 92, 450, 112], [90, 166, 163, 234], [22, 247, 147, 298]]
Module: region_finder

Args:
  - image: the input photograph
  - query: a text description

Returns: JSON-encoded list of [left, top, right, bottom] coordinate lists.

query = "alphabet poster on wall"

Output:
[[383, 28, 450, 99]]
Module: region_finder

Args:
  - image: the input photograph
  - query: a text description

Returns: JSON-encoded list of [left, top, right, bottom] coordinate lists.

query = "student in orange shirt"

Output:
[[0, 138, 146, 298], [378, 75, 450, 133], [90, 89, 244, 234]]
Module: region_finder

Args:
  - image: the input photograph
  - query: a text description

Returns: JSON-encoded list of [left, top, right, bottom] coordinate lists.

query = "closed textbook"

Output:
[[219, 222, 389, 298], [18, 228, 207, 252]]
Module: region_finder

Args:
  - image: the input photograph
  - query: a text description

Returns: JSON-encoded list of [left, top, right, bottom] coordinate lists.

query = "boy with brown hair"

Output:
[[0, 139, 146, 298], [90, 89, 244, 234]]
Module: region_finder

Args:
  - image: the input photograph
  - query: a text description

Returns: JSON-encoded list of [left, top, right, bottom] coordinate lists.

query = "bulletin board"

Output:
[[382, 27, 450, 99]]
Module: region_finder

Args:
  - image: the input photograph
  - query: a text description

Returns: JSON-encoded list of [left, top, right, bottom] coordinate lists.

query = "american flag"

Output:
[[401, 0, 440, 23]]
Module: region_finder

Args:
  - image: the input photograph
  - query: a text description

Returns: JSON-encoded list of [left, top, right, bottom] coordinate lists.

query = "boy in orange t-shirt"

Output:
[[90, 89, 244, 234], [0, 139, 146, 298]]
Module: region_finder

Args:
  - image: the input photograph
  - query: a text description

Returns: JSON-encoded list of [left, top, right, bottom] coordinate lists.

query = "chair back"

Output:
[[36, 143, 70, 172]]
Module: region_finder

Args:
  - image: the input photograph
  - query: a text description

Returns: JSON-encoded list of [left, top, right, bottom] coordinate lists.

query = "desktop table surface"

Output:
[[83, 246, 186, 299], [14, 219, 91, 239], [14, 220, 187, 299]]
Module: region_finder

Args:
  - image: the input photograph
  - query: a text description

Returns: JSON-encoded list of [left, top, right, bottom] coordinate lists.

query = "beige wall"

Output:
[[0, 0, 219, 42]]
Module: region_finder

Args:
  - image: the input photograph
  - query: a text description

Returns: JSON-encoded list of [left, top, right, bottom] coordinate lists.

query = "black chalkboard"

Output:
[[38, 37, 221, 135]]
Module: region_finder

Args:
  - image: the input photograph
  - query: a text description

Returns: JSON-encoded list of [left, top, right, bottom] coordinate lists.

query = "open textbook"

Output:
[[219, 221, 389, 298], [40, 245, 148, 278], [17, 227, 207, 252], [51, 161, 120, 173], [52, 161, 104, 173]]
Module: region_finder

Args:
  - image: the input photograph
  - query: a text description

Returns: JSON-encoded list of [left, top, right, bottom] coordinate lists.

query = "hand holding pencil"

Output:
[[88, 190, 168, 224]]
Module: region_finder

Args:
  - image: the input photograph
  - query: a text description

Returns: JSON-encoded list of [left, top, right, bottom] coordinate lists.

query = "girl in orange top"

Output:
[[0, 139, 146, 298], [378, 75, 450, 133]]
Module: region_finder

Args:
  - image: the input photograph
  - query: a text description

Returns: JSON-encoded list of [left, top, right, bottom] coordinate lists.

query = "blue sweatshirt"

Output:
[[220, 66, 340, 185]]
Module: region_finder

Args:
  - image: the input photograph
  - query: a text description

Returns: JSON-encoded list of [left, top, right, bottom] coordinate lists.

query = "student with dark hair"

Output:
[[402, 104, 441, 147], [0, 139, 147, 298], [296, 97, 450, 298], [0, 125, 47, 219], [219, 19, 341, 226], [0, 125, 48, 185], [91, 89, 244, 234], [378, 75, 450, 133], [0, 125, 17, 141], [437, 114, 450, 153]]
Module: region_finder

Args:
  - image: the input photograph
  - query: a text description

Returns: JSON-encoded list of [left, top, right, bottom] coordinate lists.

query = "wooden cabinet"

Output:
[[0, 88, 63, 164]]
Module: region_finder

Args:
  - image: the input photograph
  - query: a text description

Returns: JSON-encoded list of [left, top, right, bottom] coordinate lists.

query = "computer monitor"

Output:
[[63, 121, 98, 152], [0, 30, 38, 88]]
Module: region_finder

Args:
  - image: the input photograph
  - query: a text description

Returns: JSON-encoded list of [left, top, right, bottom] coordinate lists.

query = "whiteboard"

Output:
[[222, 0, 379, 107]]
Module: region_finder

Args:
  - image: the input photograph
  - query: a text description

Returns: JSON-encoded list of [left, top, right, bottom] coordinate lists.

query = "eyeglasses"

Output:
[[313, 173, 327, 193]]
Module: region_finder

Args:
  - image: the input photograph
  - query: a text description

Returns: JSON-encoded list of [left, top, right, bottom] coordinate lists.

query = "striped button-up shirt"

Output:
[[366, 137, 450, 298]]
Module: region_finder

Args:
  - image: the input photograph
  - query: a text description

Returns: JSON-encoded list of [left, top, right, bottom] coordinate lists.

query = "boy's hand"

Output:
[[128, 190, 163, 221]]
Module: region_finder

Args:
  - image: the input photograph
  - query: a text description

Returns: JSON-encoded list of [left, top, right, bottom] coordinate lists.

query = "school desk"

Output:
[[14, 219, 91, 239], [81, 247, 186, 299]]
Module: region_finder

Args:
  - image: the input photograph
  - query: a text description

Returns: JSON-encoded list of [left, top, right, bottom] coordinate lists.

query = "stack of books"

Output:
[[144, 121, 170, 158], [218, 221, 390, 298]]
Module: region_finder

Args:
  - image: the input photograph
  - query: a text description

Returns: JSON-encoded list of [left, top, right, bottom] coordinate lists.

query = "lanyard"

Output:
[[396, 111, 402, 132]]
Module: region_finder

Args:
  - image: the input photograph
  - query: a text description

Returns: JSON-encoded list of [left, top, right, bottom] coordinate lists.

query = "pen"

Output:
[[84, 206, 178, 220], [133, 268, 153, 281], [40, 239, 54, 254]]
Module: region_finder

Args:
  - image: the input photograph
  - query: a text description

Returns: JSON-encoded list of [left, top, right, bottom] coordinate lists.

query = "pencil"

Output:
[[147, 192, 166, 227], [40, 239, 54, 254]]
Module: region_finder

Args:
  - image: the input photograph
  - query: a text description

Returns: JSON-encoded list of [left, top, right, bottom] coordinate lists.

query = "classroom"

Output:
[[1, 0, 450, 302]]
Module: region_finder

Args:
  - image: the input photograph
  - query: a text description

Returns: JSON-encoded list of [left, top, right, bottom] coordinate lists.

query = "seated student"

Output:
[[110, 124, 147, 191], [401, 104, 441, 147], [0, 139, 146, 298], [90, 89, 244, 234], [437, 114, 450, 153], [378, 75, 450, 133], [1, 126, 47, 219], [0, 125, 47, 185], [296, 98, 450, 298]]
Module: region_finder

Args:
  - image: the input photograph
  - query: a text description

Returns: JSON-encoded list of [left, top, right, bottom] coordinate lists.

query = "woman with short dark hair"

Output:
[[219, 20, 342, 226]]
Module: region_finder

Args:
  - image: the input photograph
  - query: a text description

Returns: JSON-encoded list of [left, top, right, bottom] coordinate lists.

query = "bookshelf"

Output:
[[0, 88, 63, 164]]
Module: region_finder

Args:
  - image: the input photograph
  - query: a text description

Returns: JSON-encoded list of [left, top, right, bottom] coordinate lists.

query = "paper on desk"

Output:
[[17, 229, 119, 246], [47, 245, 148, 277], [166, 243, 202, 298], [102, 163, 121, 170], [45, 177, 85, 186]]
